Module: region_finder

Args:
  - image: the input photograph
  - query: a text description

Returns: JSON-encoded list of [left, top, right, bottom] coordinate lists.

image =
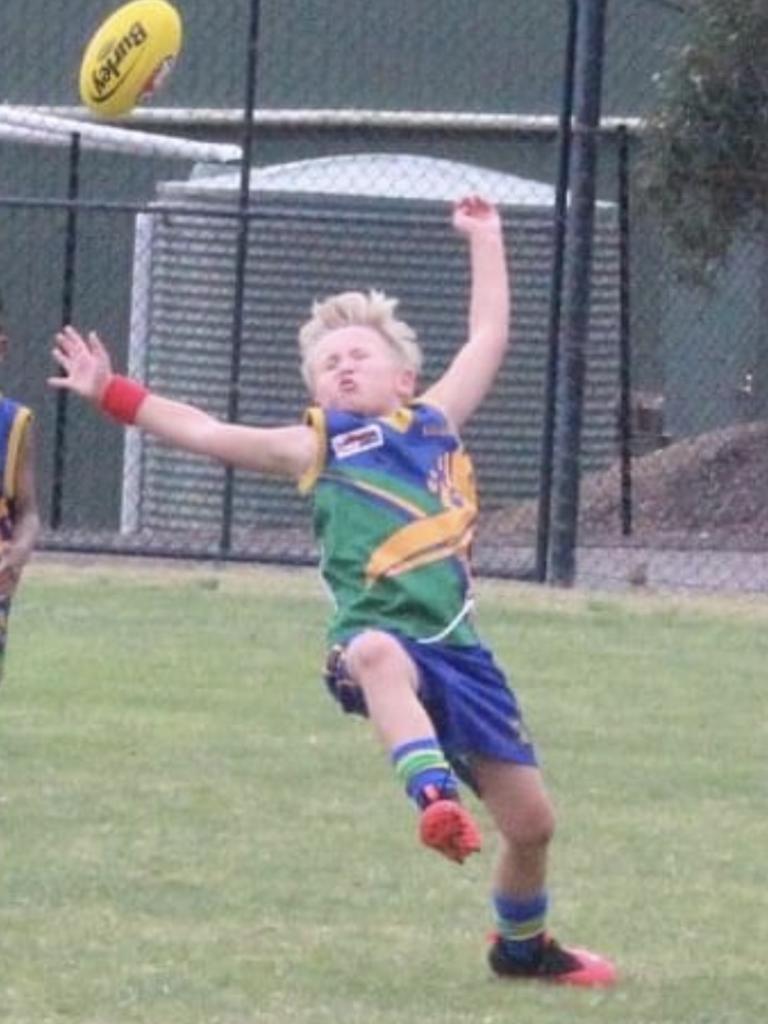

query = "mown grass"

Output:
[[1, 559, 765, 1024]]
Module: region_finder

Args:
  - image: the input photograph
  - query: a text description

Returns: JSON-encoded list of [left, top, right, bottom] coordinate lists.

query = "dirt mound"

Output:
[[484, 419, 768, 548]]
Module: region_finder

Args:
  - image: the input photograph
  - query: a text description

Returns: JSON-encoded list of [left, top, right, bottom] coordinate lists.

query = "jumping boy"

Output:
[[49, 195, 616, 986], [0, 302, 40, 682]]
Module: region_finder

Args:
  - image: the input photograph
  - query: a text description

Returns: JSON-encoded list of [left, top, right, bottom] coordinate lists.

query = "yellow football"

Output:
[[79, 0, 183, 118]]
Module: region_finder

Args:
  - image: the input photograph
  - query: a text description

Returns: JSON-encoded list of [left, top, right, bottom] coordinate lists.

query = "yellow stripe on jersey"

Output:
[[298, 407, 328, 494], [365, 505, 476, 585], [3, 406, 31, 500], [368, 527, 474, 583], [381, 406, 414, 432]]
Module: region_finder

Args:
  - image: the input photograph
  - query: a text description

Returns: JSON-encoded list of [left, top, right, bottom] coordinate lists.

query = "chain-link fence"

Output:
[[559, 0, 768, 593], [1, 0, 766, 593]]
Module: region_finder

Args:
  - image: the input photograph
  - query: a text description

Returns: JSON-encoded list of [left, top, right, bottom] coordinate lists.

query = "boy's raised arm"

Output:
[[50, 326, 317, 480], [419, 196, 510, 430]]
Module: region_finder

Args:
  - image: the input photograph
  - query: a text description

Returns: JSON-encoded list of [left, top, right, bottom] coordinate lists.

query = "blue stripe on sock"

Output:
[[391, 737, 458, 806], [493, 891, 549, 962], [493, 891, 548, 924], [405, 767, 457, 803]]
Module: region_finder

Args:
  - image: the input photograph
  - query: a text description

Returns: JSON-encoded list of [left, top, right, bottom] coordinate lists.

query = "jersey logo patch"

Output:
[[331, 424, 384, 459]]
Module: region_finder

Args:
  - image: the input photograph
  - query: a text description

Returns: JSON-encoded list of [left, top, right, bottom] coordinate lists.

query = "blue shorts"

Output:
[[324, 632, 538, 792]]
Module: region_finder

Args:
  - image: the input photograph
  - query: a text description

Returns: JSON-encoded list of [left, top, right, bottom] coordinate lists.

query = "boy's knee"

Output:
[[491, 791, 556, 851], [526, 808, 556, 849], [344, 629, 404, 680], [506, 803, 556, 851]]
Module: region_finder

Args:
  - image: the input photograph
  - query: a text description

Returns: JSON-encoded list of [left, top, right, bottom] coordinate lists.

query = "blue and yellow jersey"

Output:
[[0, 396, 33, 544], [299, 401, 480, 647]]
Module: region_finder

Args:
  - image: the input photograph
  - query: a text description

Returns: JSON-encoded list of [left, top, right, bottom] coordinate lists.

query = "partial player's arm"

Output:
[[420, 196, 510, 430], [49, 326, 317, 480]]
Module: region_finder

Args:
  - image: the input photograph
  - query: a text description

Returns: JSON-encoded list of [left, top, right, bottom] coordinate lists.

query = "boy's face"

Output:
[[308, 326, 416, 415]]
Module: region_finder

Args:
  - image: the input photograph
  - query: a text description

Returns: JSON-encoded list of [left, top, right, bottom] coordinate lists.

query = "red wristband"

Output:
[[100, 375, 149, 424]]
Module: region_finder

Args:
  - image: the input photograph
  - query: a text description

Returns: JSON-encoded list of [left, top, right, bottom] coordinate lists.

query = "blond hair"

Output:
[[298, 289, 422, 387]]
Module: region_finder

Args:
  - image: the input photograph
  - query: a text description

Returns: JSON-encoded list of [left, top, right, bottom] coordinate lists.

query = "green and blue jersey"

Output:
[[300, 401, 480, 647]]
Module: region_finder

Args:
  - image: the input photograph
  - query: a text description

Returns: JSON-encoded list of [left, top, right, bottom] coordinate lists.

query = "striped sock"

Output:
[[391, 738, 458, 808], [493, 891, 549, 964]]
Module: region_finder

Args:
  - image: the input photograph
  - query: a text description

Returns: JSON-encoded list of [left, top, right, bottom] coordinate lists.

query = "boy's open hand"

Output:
[[452, 194, 502, 237], [49, 326, 113, 404]]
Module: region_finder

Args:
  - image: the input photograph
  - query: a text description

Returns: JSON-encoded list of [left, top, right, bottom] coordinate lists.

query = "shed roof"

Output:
[[180, 152, 560, 205]]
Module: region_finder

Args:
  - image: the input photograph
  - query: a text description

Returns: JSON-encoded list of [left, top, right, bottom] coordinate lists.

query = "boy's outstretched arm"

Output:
[[420, 195, 510, 430], [50, 326, 317, 480]]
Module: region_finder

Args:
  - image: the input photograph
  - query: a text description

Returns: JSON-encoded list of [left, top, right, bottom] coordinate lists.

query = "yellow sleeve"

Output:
[[297, 406, 328, 494]]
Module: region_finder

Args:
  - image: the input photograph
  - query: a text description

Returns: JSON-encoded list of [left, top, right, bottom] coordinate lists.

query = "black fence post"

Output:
[[549, 0, 608, 586], [50, 130, 81, 530], [220, 0, 261, 554], [617, 123, 633, 537], [534, 0, 579, 583]]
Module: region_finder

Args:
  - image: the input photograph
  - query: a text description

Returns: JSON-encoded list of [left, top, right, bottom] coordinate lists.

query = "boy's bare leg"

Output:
[[343, 629, 481, 863], [344, 629, 432, 748], [470, 758, 555, 896], [471, 756, 616, 986]]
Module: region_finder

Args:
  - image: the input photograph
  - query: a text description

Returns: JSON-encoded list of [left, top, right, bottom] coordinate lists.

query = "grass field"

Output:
[[1, 558, 766, 1024]]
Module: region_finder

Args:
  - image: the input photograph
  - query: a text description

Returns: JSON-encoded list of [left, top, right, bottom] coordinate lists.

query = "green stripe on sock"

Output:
[[498, 914, 548, 942], [394, 749, 450, 786]]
